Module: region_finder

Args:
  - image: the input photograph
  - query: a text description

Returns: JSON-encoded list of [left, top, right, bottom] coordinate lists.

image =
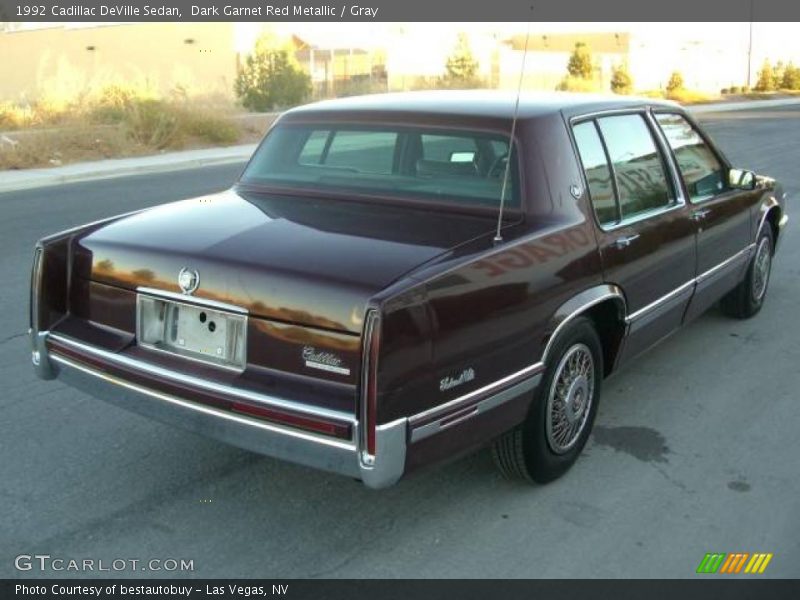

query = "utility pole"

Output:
[[746, 0, 754, 88]]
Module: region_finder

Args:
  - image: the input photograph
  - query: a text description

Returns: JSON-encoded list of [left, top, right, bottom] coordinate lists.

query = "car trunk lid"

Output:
[[75, 189, 497, 335]]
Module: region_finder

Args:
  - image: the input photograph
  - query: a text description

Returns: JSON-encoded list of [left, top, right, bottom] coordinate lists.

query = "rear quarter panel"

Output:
[[375, 115, 605, 467]]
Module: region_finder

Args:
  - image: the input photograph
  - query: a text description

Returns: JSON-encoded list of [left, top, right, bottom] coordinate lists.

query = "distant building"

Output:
[[0, 23, 777, 104], [291, 35, 387, 97], [500, 30, 751, 93], [0, 23, 241, 102]]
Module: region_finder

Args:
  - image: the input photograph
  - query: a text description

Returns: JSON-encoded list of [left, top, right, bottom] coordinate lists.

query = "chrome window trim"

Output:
[[47, 333, 357, 426], [599, 202, 685, 232], [50, 353, 356, 451], [569, 107, 686, 234], [137, 287, 249, 314]]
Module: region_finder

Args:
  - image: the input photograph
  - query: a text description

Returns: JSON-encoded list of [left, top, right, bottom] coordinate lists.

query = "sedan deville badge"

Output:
[[440, 368, 476, 392], [302, 346, 350, 376]]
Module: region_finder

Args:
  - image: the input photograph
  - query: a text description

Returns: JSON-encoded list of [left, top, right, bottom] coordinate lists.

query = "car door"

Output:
[[653, 111, 759, 321], [572, 111, 695, 366]]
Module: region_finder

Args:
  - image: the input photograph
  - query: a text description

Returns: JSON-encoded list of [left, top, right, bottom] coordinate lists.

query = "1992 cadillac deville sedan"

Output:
[[30, 92, 788, 488]]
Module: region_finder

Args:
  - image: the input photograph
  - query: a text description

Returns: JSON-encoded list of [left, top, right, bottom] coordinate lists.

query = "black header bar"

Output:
[[1, 0, 800, 22]]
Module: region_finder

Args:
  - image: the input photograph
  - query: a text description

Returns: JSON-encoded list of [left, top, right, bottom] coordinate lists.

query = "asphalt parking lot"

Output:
[[1, 105, 798, 579]]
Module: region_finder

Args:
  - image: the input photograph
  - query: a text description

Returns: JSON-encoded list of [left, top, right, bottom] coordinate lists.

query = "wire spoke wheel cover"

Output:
[[545, 343, 595, 454], [752, 235, 771, 302]]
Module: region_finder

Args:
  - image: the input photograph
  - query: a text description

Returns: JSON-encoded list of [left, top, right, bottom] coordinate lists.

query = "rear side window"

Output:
[[573, 121, 618, 226], [654, 113, 726, 203], [596, 114, 674, 219]]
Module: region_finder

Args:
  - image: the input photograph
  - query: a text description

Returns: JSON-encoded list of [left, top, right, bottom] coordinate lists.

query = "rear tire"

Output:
[[720, 226, 773, 319], [492, 316, 603, 484]]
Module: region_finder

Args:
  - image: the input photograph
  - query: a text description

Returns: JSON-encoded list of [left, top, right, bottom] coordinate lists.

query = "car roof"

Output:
[[285, 90, 682, 121]]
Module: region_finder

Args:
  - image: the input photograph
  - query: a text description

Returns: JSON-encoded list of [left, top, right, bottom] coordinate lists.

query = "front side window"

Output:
[[596, 114, 675, 219], [655, 113, 726, 203], [241, 125, 519, 209]]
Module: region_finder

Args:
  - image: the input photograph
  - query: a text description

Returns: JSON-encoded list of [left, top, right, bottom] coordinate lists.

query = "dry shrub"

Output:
[[556, 76, 603, 93], [665, 88, 715, 104], [122, 99, 183, 149], [0, 126, 131, 170], [1, 84, 247, 169]]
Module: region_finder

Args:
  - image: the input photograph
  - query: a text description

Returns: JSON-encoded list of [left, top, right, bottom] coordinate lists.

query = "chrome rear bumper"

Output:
[[30, 330, 407, 489]]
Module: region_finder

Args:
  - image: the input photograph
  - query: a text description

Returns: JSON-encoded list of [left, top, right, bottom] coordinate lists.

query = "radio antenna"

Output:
[[494, 17, 531, 244]]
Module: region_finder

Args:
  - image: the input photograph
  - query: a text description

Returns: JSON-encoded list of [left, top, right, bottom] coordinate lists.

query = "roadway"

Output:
[[1, 105, 798, 578]]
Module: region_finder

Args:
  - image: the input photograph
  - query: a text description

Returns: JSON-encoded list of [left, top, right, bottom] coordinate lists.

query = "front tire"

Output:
[[492, 316, 603, 484], [720, 226, 773, 319]]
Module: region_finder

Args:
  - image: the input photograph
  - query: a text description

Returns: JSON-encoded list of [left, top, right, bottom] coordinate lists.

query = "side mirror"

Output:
[[729, 168, 756, 190]]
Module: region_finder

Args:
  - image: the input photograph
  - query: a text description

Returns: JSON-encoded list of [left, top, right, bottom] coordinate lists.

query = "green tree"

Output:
[[772, 60, 786, 90], [234, 36, 311, 112], [666, 71, 685, 94], [610, 63, 633, 94], [782, 62, 800, 90], [754, 60, 775, 92], [443, 33, 481, 87], [567, 43, 594, 79]]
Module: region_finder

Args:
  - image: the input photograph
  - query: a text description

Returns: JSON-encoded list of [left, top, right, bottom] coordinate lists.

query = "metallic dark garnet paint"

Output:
[[29, 92, 787, 487]]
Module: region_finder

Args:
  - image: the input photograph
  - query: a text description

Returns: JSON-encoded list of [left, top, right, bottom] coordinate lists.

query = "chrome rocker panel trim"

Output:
[[409, 371, 542, 443], [625, 244, 755, 325]]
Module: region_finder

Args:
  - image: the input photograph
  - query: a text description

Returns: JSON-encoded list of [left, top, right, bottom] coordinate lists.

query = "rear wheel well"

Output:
[[583, 299, 626, 377]]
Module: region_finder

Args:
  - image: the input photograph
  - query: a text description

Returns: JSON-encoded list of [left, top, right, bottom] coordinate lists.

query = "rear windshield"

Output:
[[240, 124, 520, 209]]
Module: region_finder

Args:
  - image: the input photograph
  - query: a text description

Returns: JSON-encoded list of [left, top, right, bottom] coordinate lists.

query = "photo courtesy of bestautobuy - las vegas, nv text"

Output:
[[0, 0, 799, 598]]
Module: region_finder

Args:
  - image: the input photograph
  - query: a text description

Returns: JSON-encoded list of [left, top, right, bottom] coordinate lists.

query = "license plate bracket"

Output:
[[136, 293, 247, 370]]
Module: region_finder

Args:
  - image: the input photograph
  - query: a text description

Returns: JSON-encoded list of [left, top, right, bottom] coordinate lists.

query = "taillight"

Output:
[[30, 238, 70, 332], [360, 310, 381, 463], [30, 246, 44, 331], [230, 401, 352, 439]]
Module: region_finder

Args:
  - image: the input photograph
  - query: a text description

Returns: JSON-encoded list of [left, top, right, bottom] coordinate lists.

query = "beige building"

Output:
[[0, 23, 241, 103], [0, 23, 792, 105]]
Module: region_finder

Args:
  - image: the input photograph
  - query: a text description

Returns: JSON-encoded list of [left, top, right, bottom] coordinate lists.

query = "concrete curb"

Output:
[[0, 144, 257, 194], [688, 97, 800, 114], [1, 98, 799, 194]]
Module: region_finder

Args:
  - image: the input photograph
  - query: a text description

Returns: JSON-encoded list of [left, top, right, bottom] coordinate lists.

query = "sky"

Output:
[[262, 22, 800, 64]]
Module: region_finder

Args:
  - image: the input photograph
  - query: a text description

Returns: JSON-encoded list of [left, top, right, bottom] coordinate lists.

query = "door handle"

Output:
[[691, 208, 711, 221], [613, 234, 640, 249]]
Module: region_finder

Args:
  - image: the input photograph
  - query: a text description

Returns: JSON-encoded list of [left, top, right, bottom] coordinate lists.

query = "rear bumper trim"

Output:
[[48, 332, 354, 424], [32, 330, 407, 489]]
